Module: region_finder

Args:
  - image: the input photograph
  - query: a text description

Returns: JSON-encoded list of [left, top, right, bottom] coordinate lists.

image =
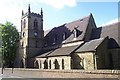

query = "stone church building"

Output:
[[15, 5, 120, 70]]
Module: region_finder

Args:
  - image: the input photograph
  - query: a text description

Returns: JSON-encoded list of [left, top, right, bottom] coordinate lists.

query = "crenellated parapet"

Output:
[[22, 12, 42, 19], [31, 12, 42, 17], [21, 4, 43, 19]]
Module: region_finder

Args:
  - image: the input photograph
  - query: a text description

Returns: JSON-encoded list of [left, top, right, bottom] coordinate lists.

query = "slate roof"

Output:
[[43, 14, 92, 47], [35, 15, 120, 58], [76, 38, 105, 52], [44, 24, 71, 47], [36, 50, 55, 58], [91, 21, 120, 48], [63, 14, 92, 43], [37, 45, 79, 57]]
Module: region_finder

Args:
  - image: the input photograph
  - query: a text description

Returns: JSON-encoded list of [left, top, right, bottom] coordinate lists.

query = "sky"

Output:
[[0, 0, 119, 32]]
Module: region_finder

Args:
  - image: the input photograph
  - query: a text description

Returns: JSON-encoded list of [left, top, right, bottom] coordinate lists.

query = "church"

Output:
[[15, 5, 120, 70]]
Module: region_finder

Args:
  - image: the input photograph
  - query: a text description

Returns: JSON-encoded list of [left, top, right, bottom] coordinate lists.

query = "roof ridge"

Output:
[[88, 37, 104, 42], [66, 14, 91, 25], [100, 20, 119, 27], [44, 14, 91, 32]]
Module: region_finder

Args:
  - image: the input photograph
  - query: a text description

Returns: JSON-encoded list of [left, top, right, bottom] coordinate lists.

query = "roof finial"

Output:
[[22, 10, 24, 16], [28, 4, 31, 13], [41, 8, 43, 16]]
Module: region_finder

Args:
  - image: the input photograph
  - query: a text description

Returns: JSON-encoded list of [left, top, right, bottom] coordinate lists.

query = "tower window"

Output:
[[34, 19, 38, 29], [23, 19, 26, 28], [21, 42, 24, 47], [23, 32, 25, 37], [73, 28, 77, 38], [63, 32, 67, 40]]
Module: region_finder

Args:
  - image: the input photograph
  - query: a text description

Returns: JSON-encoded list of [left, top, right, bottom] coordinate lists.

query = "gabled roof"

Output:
[[63, 14, 92, 43], [37, 45, 79, 57], [76, 38, 105, 52], [43, 14, 94, 47], [47, 45, 79, 57], [91, 21, 120, 48]]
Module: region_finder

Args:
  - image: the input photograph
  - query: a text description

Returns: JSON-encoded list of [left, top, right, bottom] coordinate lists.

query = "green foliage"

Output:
[[0, 22, 19, 67]]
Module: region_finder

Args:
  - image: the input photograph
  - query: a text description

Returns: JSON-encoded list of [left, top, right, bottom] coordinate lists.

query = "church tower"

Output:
[[19, 4, 44, 68]]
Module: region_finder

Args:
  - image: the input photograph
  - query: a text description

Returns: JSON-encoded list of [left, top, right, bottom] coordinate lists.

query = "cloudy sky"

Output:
[[0, 0, 119, 32]]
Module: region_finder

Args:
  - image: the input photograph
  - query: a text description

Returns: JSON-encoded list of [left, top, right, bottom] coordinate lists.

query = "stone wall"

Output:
[[36, 57, 46, 69], [2, 68, 120, 78], [73, 52, 95, 70], [48, 56, 71, 70], [36, 56, 71, 70]]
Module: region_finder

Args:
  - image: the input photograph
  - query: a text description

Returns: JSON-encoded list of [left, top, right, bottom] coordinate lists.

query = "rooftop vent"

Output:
[[80, 19, 83, 22]]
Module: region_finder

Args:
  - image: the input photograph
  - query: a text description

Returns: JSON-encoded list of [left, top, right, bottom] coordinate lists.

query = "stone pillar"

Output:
[[48, 59, 51, 69], [41, 60, 44, 69], [65, 57, 71, 70], [68, 57, 71, 70], [60, 59, 62, 70], [48, 60, 50, 69], [51, 59, 54, 69]]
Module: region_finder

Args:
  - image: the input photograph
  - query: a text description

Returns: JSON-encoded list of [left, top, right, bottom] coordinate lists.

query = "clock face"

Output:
[[34, 32, 38, 36]]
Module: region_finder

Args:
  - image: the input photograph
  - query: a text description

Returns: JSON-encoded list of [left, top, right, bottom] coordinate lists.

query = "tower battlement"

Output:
[[22, 12, 42, 19], [31, 12, 42, 17], [22, 4, 43, 19]]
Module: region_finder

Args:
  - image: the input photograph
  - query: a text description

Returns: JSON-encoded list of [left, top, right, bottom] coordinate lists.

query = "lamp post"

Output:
[[1, 46, 3, 74], [0, 31, 3, 74], [0, 28, 3, 74]]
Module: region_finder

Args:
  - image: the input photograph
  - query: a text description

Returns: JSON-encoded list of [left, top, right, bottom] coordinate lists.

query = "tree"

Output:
[[0, 22, 19, 67]]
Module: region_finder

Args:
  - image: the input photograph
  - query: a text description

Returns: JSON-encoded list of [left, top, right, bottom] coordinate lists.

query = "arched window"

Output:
[[34, 60, 39, 69], [54, 59, 59, 69], [44, 59, 48, 69], [34, 19, 38, 29], [49, 60, 51, 69], [23, 19, 26, 28], [62, 59, 64, 69]]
